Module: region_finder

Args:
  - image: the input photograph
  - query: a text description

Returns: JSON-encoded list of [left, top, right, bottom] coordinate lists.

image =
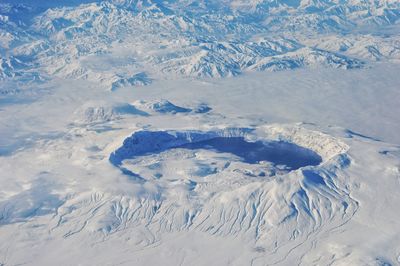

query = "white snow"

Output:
[[1, 1, 400, 266]]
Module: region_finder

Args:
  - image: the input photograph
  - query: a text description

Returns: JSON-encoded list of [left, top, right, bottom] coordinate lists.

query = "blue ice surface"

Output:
[[178, 137, 321, 169]]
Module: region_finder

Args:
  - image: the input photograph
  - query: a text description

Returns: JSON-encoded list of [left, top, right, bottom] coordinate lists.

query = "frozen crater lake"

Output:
[[109, 128, 328, 182]]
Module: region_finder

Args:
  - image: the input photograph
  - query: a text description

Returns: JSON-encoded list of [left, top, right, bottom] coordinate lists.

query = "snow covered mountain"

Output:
[[1, 0, 399, 89], [1, 1, 400, 266]]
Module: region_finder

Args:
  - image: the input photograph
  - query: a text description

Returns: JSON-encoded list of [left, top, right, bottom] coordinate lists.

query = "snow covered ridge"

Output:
[[72, 100, 210, 126], [260, 124, 349, 162], [0, 1, 399, 87]]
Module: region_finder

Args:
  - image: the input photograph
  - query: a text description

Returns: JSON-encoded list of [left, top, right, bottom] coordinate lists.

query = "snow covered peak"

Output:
[[1, 0, 399, 86]]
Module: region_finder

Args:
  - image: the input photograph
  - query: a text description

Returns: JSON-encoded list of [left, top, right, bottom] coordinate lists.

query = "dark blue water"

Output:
[[177, 137, 321, 170]]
